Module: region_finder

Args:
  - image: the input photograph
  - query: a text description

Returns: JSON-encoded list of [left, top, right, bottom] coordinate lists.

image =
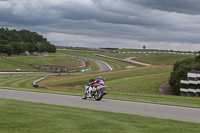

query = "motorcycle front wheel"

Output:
[[94, 90, 104, 101], [82, 92, 87, 99]]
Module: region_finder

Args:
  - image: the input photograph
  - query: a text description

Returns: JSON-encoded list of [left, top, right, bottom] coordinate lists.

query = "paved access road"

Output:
[[1, 89, 200, 123]]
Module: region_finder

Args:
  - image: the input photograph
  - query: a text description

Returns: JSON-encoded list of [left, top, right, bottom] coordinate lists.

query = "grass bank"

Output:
[[0, 98, 200, 133], [1, 73, 200, 108], [39, 65, 172, 91], [57, 50, 135, 70], [0, 53, 82, 71], [101, 52, 195, 65]]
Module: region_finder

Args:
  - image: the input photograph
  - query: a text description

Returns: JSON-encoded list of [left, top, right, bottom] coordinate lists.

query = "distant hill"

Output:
[[0, 28, 56, 56]]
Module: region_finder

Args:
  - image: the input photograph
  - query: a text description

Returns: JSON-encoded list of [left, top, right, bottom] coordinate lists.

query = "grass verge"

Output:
[[0, 98, 200, 133]]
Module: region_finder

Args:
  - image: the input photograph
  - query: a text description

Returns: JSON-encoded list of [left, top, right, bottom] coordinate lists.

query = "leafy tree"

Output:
[[34, 42, 45, 52], [18, 42, 26, 54], [3, 45, 14, 56], [10, 42, 20, 54], [0, 27, 56, 55], [48, 44, 56, 53], [25, 43, 34, 53], [0, 44, 4, 53]]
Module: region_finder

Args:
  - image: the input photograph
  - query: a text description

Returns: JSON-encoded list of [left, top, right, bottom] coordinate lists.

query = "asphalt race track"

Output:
[[56, 52, 112, 72], [93, 59, 112, 71], [1, 89, 200, 123]]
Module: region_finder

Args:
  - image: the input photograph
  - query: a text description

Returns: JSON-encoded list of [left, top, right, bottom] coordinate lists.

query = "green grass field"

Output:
[[101, 52, 195, 65], [1, 64, 199, 108], [1, 98, 200, 133], [0, 57, 38, 71], [57, 50, 134, 70], [106, 72, 170, 93], [1, 49, 199, 132], [1, 69, 200, 108], [0, 53, 82, 71], [1, 50, 199, 108], [114, 49, 169, 52], [0, 76, 44, 91], [57, 49, 195, 67], [39, 65, 172, 89]]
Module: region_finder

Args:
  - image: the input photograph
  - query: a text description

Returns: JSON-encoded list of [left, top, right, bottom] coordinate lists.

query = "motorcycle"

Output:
[[82, 83, 108, 101]]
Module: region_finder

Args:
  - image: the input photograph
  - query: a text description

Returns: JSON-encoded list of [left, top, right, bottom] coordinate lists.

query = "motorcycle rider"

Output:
[[90, 76, 104, 88], [85, 76, 104, 94]]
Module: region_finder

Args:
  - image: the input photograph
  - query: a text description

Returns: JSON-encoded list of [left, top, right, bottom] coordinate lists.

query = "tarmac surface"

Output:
[[1, 89, 200, 123]]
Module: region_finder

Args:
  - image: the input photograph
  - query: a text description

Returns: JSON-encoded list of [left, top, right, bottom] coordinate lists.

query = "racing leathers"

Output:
[[85, 78, 104, 93], [90, 78, 104, 88]]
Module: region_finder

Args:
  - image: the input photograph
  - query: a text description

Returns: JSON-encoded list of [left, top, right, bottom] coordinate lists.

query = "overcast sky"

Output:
[[0, 0, 200, 51]]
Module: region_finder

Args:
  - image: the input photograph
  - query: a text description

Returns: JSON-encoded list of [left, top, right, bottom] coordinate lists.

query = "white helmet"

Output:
[[98, 76, 102, 80]]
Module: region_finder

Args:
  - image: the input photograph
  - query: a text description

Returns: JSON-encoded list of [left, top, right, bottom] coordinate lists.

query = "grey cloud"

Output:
[[0, 0, 189, 28], [55, 0, 197, 33], [131, 0, 200, 15], [0, 7, 58, 26], [58, 2, 167, 28], [0, 0, 199, 51]]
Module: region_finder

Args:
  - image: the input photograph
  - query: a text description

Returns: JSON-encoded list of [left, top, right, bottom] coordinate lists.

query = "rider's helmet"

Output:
[[98, 76, 102, 80]]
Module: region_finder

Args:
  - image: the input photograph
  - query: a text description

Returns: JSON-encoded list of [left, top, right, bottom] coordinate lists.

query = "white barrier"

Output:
[[33, 76, 48, 87], [118, 51, 199, 55]]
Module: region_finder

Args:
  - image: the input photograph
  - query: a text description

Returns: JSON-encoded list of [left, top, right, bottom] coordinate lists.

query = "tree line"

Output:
[[0, 27, 56, 56], [169, 53, 200, 95]]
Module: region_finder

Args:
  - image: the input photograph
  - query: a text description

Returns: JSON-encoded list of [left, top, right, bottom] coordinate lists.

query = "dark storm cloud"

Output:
[[0, 0, 199, 51]]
